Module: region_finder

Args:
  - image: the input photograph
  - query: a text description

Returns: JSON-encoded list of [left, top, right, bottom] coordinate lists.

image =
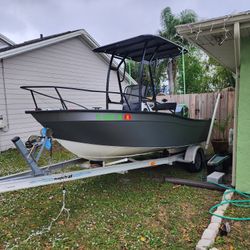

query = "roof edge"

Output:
[[0, 30, 89, 59], [0, 33, 15, 46], [0, 29, 137, 85], [176, 10, 250, 34]]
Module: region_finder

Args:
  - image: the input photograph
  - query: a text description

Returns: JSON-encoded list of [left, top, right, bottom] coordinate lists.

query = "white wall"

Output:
[[0, 37, 126, 151]]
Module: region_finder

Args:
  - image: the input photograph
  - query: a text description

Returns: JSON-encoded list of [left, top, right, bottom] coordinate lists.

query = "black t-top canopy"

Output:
[[93, 34, 186, 62]]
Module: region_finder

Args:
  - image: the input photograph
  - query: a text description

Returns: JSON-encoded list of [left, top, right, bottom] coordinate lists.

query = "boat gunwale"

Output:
[[25, 109, 211, 123]]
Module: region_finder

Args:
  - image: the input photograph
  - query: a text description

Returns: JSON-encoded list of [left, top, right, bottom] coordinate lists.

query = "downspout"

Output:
[[205, 92, 221, 150], [232, 22, 241, 187], [1, 59, 9, 132]]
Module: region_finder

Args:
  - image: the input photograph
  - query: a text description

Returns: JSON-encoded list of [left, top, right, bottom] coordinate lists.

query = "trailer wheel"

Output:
[[187, 148, 205, 172]]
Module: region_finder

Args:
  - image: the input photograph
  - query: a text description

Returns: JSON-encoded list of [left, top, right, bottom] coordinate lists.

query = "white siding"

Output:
[[0, 37, 126, 151]]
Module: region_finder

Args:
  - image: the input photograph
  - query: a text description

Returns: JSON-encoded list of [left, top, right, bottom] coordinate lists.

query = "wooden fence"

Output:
[[157, 89, 235, 139]]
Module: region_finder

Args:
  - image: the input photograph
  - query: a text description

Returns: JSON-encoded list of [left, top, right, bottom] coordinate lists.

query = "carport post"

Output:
[[232, 22, 241, 187]]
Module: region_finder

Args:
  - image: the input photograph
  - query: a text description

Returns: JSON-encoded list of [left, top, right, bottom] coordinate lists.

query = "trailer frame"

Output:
[[0, 137, 204, 194]]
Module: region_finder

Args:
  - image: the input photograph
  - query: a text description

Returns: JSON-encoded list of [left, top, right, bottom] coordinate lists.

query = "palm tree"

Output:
[[159, 7, 198, 94]]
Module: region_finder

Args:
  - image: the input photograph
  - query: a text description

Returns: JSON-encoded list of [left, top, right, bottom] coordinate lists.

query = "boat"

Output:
[[21, 35, 211, 160]]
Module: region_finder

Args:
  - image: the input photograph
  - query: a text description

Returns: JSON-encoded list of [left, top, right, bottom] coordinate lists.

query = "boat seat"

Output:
[[152, 102, 177, 113], [122, 85, 146, 112], [123, 102, 141, 111]]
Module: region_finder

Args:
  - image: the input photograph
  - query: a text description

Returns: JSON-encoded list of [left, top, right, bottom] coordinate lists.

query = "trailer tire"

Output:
[[187, 148, 205, 172]]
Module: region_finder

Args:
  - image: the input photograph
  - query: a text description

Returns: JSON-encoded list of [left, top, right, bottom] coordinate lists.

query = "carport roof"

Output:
[[176, 11, 250, 73]]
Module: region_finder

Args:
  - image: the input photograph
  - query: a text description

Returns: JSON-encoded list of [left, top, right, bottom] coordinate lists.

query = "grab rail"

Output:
[[21, 85, 151, 111]]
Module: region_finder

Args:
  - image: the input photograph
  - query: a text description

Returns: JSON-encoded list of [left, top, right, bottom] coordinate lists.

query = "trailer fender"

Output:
[[184, 145, 203, 163]]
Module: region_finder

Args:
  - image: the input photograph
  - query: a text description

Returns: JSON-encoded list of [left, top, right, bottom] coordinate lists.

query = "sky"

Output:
[[1, 0, 250, 46]]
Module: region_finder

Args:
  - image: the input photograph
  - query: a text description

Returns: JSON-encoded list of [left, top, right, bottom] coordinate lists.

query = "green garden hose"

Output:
[[209, 182, 250, 221]]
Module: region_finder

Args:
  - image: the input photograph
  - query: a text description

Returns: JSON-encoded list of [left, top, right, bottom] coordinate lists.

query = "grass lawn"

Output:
[[0, 146, 248, 249], [212, 193, 250, 250]]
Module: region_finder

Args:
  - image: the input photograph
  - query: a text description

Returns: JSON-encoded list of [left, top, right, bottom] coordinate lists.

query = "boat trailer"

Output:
[[0, 133, 205, 194]]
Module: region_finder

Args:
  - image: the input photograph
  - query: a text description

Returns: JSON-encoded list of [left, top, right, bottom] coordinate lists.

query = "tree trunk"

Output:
[[172, 59, 177, 87], [167, 59, 177, 94], [167, 60, 174, 94]]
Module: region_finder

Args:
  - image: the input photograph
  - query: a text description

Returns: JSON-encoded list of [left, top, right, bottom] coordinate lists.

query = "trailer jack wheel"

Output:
[[188, 149, 205, 173]]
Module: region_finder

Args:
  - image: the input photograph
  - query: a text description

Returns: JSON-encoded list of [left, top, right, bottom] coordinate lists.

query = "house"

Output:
[[0, 30, 134, 151], [176, 10, 250, 193], [0, 34, 15, 48]]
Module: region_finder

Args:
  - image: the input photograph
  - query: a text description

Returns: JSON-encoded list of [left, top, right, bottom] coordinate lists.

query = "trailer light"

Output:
[[150, 161, 156, 166], [123, 113, 132, 120]]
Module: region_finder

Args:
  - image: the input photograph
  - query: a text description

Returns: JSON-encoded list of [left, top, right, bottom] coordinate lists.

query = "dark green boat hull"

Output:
[[27, 110, 211, 148]]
